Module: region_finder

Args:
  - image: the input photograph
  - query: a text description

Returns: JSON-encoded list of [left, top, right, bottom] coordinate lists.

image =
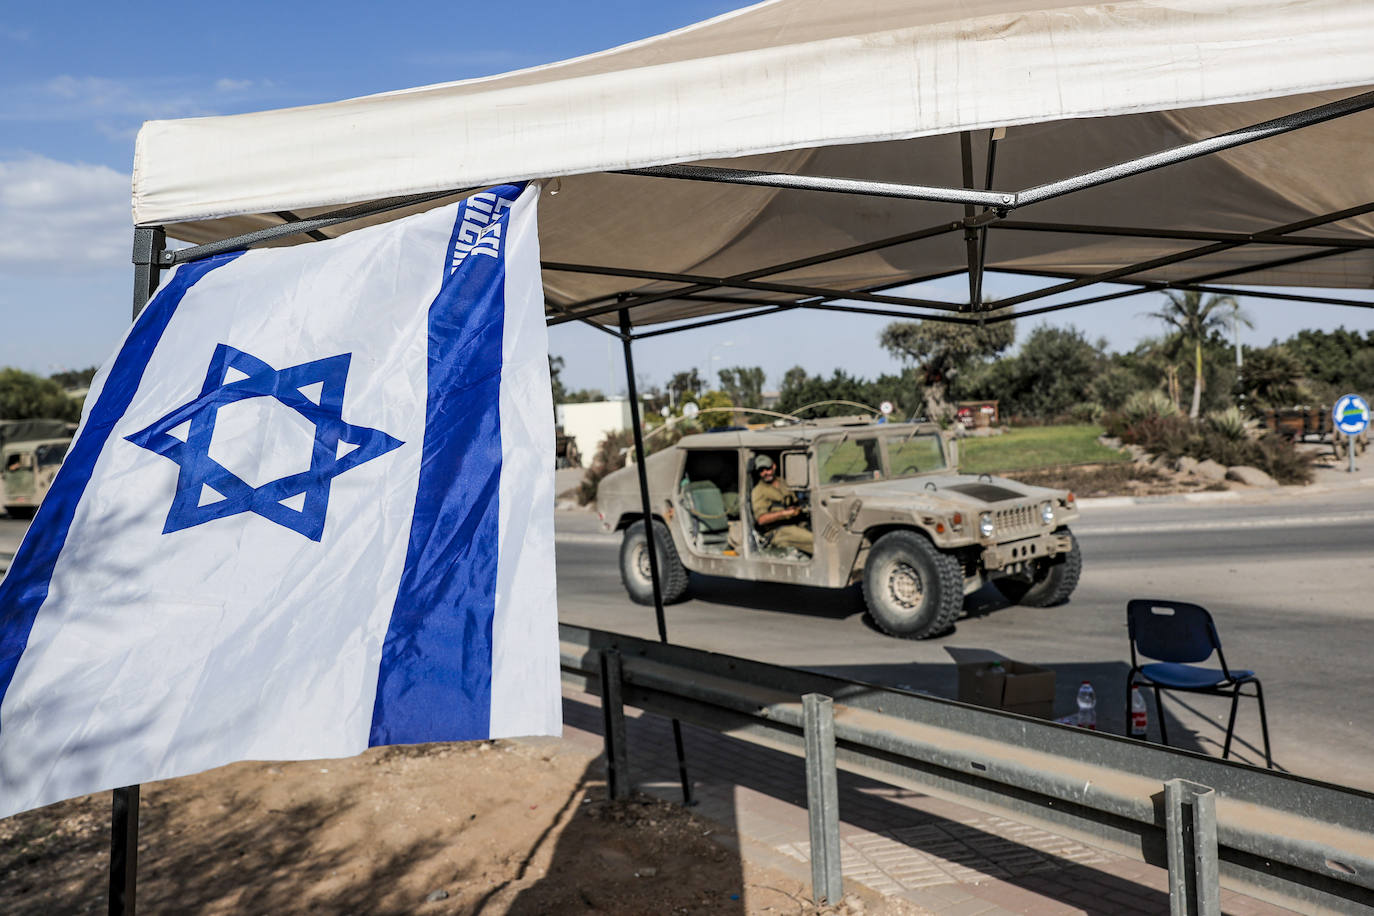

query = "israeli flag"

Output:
[[0, 184, 559, 818]]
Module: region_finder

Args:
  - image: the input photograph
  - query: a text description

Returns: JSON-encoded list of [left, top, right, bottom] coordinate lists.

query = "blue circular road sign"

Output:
[[1333, 394, 1370, 436]]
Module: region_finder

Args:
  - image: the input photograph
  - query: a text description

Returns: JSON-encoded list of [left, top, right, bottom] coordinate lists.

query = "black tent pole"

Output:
[[617, 308, 693, 805], [111, 226, 165, 916]]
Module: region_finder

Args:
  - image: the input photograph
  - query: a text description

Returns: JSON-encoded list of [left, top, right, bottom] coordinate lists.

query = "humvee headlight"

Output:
[[978, 512, 995, 538], [1040, 501, 1055, 525]]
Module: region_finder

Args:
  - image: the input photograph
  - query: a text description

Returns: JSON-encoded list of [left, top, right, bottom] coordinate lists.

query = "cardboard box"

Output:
[[956, 652, 1056, 719]]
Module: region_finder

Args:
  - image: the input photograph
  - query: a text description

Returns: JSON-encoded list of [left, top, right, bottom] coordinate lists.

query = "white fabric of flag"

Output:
[[0, 184, 559, 819]]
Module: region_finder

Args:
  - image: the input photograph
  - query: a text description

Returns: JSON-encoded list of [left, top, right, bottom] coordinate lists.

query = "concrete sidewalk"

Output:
[[558, 687, 1297, 916]]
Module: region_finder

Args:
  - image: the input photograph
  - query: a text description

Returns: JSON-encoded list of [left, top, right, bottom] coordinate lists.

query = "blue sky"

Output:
[[2, 2, 1370, 395]]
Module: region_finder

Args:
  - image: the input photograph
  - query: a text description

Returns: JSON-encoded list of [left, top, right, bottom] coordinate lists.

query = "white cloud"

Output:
[[0, 156, 130, 271], [214, 78, 255, 92], [0, 26, 31, 41]]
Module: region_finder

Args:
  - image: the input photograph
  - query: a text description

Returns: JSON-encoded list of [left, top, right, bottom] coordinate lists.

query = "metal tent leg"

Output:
[[617, 309, 693, 806], [111, 226, 166, 916]]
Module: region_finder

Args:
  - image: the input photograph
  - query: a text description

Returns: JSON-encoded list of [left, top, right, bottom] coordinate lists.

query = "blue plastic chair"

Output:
[[1126, 599, 1273, 768]]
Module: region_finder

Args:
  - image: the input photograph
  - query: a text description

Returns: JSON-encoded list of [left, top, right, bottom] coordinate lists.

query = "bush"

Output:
[[1205, 406, 1254, 441], [1113, 413, 1313, 485], [576, 421, 698, 505], [1122, 389, 1179, 425]]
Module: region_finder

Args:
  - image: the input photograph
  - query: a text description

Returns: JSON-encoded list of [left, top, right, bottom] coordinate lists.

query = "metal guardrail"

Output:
[[560, 623, 1374, 914]]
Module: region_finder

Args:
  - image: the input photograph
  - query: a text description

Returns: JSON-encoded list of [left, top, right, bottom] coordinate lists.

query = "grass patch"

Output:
[[958, 425, 1128, 474]]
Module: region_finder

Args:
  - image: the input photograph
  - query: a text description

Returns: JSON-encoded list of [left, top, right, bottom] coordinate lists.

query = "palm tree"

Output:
[[1144, 291, 1250, 418]]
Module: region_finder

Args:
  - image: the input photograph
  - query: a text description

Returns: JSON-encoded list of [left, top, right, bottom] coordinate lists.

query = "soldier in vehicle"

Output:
[[750, 454, 813, 555]]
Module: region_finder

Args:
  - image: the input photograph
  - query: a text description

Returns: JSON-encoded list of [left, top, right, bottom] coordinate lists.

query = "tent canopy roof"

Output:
[[132, 0, 1374, 326]]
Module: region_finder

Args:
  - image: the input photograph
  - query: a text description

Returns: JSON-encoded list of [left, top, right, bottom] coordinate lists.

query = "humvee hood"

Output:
[[835, 475, 1056, 505]]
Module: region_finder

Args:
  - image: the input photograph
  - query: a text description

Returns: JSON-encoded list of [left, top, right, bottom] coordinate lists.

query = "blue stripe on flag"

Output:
[[0, 253, 242, 717], [369, 185, 524, 745]]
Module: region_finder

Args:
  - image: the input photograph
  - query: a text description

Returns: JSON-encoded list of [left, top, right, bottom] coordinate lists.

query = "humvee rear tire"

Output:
[[995, 527, 1081, 608], [619, 518, 689, 605], [862, 530, 963, 639]]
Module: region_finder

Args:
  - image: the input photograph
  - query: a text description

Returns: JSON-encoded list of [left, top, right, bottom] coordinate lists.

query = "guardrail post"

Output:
[[599, 649, 631, 800], [803, 693, 843, 905], [1165, 778, 1220, 916]]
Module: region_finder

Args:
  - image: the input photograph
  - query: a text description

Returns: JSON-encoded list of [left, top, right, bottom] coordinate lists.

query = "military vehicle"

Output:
[[2, 419, 77, 519], [595, 417, 1081, 639]]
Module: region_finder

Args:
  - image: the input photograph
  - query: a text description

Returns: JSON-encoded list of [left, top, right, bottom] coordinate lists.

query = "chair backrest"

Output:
[[1127, 599, 1222, 665], [683, 480, 729, 534]]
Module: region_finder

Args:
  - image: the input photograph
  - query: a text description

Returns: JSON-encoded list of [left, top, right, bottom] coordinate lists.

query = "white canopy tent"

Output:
[[131, 0, 1374, 333]]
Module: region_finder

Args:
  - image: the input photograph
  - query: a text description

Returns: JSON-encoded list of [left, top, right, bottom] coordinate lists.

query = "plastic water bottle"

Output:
[[1076, 681, 1097, 730], [1130, 685, 1148, 738]]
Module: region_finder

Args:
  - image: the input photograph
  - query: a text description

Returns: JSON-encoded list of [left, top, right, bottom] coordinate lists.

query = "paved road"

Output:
[[554, 484, 1374, 792], [4, 482, 1371, 792]]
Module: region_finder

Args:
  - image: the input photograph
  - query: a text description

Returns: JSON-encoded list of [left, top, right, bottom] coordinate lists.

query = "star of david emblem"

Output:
[[126, 344, 403, 541]]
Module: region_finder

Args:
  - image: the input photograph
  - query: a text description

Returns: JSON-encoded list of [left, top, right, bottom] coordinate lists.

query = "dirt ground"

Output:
[[0, 737, 926, 915]]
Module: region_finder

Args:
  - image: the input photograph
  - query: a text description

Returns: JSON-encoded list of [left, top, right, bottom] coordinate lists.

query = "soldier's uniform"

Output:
[[751, 476, 814, 555]]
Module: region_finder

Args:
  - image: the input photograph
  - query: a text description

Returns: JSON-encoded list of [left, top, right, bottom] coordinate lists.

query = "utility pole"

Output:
[[1234, 307, 1244, 409]]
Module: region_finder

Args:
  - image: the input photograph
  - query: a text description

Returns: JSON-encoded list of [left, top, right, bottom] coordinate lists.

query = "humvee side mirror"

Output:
[[782, 451, 809, 488]]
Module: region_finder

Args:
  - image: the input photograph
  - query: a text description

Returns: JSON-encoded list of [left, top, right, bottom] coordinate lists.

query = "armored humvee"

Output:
[[595, 418, 1081, 639], [2, 419, 76, 520]]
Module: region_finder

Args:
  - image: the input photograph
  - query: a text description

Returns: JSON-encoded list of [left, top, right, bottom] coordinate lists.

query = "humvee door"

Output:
[[676, 449, 742, 557]]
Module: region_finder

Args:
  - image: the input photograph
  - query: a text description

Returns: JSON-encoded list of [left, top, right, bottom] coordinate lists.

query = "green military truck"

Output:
[[596, 417, 1081, 639], [2, 419, 77, 519]]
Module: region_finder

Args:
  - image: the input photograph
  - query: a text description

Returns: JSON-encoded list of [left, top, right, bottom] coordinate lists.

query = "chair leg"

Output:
[[1222, 688, 1241, 760], [1124, 674, 1134, 739], [1153, 684, 1168, 747], [1253, 680, 1274, 769]]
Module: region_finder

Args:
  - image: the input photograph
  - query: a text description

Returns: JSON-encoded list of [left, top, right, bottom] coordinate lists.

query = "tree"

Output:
[[0, 368, 82, 422], [959, 325, 1103, 420], [1144, 291, 1249, 419], [717, 366, 765, 408], [548, 355, 568, 404], [1239, 345, 1304, 408], [49, 367, 98, 390], [775, 369, 874, 418], [779, 366, 809, 401], [879, 314, 1014, 420], [667, 369, 702, 404]]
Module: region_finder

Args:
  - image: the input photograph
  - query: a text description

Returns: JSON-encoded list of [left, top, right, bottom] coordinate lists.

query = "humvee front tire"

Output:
[[862, 530, 963, 639], [619, 518, 689, 605], [994, 527, 1081, 608]]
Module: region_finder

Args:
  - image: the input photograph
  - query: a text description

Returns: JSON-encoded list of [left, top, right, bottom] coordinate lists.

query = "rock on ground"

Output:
[[1195, 459, 1228, 481], [1226, 465, 1278, 487]]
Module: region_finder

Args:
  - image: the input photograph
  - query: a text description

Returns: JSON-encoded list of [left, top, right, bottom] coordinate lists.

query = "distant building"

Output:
[[556, 400, 633, 465], [761, 390, 780, 409]]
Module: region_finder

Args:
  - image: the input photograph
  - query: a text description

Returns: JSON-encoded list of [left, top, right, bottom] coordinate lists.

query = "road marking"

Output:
[[1075, 511, 1374, 536], [555, 532, 620, 546]]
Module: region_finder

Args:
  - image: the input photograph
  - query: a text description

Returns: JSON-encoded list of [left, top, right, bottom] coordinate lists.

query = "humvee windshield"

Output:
[[817, 436, 882, 484], [885, 431, 946, 477], [815, 430, 946, 485]]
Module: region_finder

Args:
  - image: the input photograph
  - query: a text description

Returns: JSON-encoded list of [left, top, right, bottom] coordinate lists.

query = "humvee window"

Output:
[[34, 442, 69, 467], [818, 437, 882, 484], [886, 432, 945, 477]]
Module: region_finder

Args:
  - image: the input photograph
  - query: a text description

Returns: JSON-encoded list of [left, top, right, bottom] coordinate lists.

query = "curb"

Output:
[[1078, 490, 1240, 508]]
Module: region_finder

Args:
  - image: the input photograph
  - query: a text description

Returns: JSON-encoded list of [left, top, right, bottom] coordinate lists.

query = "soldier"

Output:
[[750, 454, 813, 555]]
